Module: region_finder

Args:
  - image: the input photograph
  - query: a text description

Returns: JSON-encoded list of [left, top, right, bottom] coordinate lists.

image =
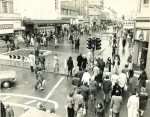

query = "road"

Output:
[[1, 33, 150, 117]]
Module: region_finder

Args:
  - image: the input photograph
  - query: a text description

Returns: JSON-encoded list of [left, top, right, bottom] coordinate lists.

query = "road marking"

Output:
[[4, 102, 35, 109], [0, 93, 58, 109], [1, 96, 11, 101], [24, 100, 37, 105], [44, 77, 64, 101]]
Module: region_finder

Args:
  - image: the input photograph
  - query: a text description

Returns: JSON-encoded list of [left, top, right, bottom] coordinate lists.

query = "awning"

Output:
[[32, 19, 70, 24]]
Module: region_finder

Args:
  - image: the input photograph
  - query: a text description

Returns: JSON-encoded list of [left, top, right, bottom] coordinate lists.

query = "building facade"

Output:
[[134, 0, 150, 78], [0, 0, 22, 35]]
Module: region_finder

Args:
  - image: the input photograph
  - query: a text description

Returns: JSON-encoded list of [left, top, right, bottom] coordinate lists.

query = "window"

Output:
[[2, 1, 7, 13], [143, 0, 149, 4]]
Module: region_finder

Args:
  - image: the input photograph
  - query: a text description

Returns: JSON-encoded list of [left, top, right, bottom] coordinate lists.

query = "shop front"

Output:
[[133, 17, 150, 71]]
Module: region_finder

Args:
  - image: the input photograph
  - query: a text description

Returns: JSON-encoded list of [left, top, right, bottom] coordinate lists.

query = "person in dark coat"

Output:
[[95, 69, 103, 90], [39, 53, 45, 70], [111, 82, 122, 96], [80, 82, 90, 109], [139, 87, 149, 117], [1, 101, 6, 117], [74, 68, 84, 86], [77, 54, 83, 70], [35, 47, 39, 58], [98, 58, 105, 73], [106, 57, 112, 72], [95, 102, 105, 117], [75, 36, 80, 49], [102, 75, 112, 102], [67, 56, 74, 79], [81, 55, 88, 71], [138, 70, 147, 88]]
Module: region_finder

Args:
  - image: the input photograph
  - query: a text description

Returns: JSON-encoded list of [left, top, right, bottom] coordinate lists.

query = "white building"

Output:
[[13, 0, 61, 20]]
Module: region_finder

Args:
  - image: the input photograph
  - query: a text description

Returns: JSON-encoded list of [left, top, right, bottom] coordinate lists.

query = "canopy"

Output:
[[19, 109, 62, 117]]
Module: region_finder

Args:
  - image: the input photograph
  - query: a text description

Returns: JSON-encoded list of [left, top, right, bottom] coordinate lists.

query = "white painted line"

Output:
[[44, 77, 64, 101], [1, 96, 11, 101], [0, 93, 58, 109], [3, 102, 35, 109], [24, 100, 37, 105]]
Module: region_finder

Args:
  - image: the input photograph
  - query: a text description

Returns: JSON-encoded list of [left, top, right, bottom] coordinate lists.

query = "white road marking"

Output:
[[0, 93, 58, 109], [24, 100, 37, 105], [4, 102, 35, 109], [44, 77, 64, 101], [1, 96, 11, 101]]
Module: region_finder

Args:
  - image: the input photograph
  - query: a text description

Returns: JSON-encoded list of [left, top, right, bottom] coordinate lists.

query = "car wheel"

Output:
[[2, 81, 11, 88]]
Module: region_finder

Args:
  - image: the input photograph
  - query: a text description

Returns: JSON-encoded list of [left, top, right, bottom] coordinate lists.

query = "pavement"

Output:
[[1, 33, 150, 117]]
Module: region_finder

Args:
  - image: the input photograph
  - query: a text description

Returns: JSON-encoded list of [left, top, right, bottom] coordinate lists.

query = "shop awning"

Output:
[[32, 19, 70, 24]]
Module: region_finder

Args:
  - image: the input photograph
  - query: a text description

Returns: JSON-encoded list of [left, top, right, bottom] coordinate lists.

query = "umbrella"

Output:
[[19, 108, 62, 117]]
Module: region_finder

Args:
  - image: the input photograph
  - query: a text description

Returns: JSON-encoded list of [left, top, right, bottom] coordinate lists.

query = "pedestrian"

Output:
[[106, 57, 112, 72], [127, 91, 139, 117], [95, 102, 105, 117], [74, 90, 84, 117], [35, 68, 44, 90], [54, 35, 58, 49], [90, 79, 98, 103], [98, 58, 105, 73], [35, 47, 39, 58], [28, 52, 35, 72], [81, 55, 88, 71], [77, 54, 83, 70], [74, 68, 84, 85], [102, 75, 112, 103], [81, 70, 91, 85], [80, 82, 90, 110], [67, 92, 75, 117], [43, 35, 46, 47], [118, 69, 127, 93], [111, 71, 119, 87], [110, 90, 123, 117], [39, 53, 45, 70], [72, 76, 80, 90], [67, 56, 74, 79], [138, 70, 147, 88], [95, 69, 103, 89], [139, 87, 149, 117], [55, 59, 59, 72], [111, 82, 122, 96], [1, 101, 6, 117], [5, 104, 14, 117], [92, 64, 99, 80], [76, 104, 86, 117], [53, 54, 58, 72]]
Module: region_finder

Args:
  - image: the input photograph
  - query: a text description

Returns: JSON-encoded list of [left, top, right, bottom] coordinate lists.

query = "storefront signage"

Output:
[[123, 21, 135, 29], [0, 24, 13, 30], [135, 29, 148, 41]]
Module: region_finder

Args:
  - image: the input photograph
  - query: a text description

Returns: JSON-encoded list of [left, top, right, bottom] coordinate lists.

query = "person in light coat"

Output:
[[81, 70, 91, 85], [127, 91, 139, 117], [28, 52, 35, 72], [118, 69, 127, 93]]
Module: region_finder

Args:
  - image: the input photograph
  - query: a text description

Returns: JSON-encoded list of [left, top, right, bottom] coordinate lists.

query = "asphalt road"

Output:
[[1, 33, 150, 117]]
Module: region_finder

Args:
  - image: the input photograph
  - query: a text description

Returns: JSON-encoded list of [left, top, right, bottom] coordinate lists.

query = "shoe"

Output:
[[40, 87, 44, 90], [35, 87, 37, 90]]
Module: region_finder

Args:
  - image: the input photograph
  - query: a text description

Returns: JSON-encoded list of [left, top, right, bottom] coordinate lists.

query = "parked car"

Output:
[[0, 70, 16, 88]]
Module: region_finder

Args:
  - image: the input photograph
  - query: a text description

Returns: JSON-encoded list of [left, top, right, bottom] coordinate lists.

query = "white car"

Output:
[[0, 70, 16, 88]]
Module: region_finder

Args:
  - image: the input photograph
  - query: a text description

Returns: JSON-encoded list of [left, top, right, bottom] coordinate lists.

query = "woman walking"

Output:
[[67, 56, 74, 79]]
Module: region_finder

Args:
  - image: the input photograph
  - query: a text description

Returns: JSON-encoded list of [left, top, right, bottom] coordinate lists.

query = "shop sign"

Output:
[[0, 24, 13, 30], [136, 29, 148, 41], [0, 24, 14, 34]]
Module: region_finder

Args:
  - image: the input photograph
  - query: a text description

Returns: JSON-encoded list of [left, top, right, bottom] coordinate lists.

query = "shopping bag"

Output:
[[42, 79, 47, 88], [82, 108, 86, 116]]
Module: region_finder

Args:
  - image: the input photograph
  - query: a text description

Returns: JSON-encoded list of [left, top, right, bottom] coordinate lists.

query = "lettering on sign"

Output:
[[0, 24, 13, 30]]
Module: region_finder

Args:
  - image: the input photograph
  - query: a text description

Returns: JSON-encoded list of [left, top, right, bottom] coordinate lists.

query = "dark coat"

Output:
[[80, 85, 90, 100], [102, 79, 112, 94], [82, 58, 87, 69], [67, 59, 74, 70], [77, 55, 83, 67]]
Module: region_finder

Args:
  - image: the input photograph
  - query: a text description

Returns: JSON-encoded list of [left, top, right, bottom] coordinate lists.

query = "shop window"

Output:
[[143, 0, 149, 4]]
